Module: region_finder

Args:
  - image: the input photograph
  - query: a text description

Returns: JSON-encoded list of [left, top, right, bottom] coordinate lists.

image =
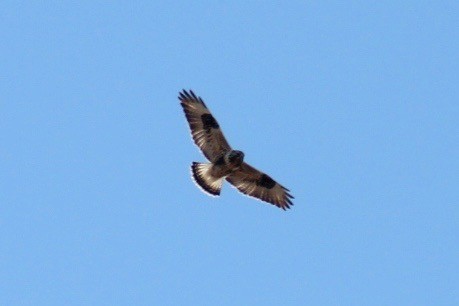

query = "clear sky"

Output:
[[1, 2, 458, 305]]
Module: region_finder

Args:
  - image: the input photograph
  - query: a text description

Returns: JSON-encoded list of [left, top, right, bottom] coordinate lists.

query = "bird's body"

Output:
[[179, 90, 294, 210], [190, 150, 245, 196], [210, 150, 244, 176]]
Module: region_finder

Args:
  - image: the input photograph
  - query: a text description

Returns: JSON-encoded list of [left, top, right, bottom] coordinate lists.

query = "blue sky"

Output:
[[1, 2, 458, 305]]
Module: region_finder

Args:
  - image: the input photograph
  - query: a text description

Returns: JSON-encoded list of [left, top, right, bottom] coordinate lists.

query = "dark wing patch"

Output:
[[201, 113, 219, 129], [258, 174, 276, 189], [179, 90, 231, 161], [226, 162, 294, 210]]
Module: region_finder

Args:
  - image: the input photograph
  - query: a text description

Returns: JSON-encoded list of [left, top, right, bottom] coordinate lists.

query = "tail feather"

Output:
[[191, 162, 223, 196]]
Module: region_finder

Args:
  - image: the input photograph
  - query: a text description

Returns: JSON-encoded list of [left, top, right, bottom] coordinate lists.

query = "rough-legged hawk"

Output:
[[179, 90, 294, 210]]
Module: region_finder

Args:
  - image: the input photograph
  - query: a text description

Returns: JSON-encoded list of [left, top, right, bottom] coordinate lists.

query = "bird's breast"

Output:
[[210, 163, 233, 178]]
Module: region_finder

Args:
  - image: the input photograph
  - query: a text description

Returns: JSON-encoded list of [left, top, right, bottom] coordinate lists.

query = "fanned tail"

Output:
[[191, 162, 223, 196]]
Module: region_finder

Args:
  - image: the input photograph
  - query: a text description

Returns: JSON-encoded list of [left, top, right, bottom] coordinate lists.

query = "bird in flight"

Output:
[[179, 90, 294, 210]]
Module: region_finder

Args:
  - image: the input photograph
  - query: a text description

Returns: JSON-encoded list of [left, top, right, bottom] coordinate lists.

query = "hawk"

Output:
[[179, 89, 294, 210]]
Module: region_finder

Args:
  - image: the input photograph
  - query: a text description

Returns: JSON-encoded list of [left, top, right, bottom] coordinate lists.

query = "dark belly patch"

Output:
[[258, 174, 276, 189], [201, 113, 219, 129], [214, 155, 225, 166]]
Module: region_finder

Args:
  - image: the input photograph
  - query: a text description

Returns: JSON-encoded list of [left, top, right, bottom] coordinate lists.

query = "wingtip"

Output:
[[278, 196, 294, 210], [178, 89, 207, 107]]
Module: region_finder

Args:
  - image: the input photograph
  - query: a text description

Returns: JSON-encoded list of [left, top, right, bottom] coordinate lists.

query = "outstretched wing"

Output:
[[179, 90, 232, 162], [226, 162, 294, 210]]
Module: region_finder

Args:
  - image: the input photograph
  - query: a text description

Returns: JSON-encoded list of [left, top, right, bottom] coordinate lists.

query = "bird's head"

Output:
[[227, 150, 245, 166]]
